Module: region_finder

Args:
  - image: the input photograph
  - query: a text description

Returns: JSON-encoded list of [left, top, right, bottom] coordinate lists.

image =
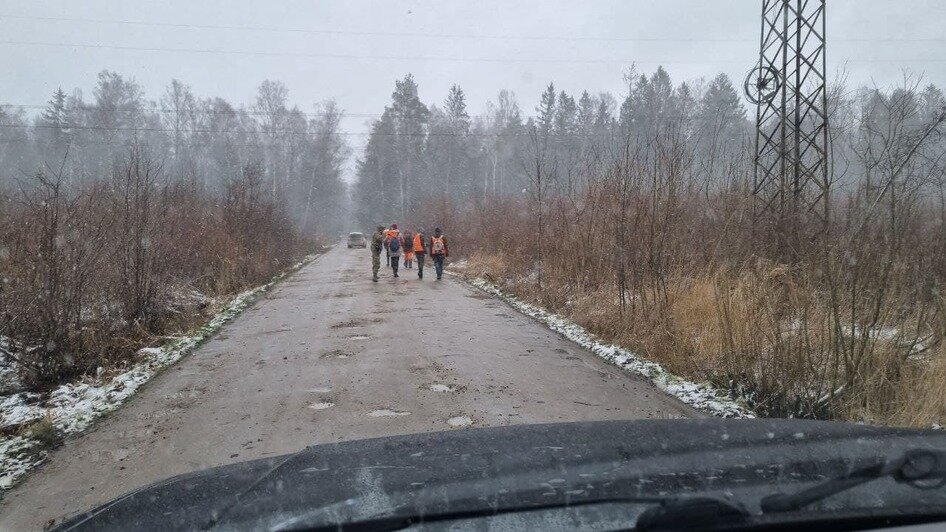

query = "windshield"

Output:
[[2, 1, 946, 531]]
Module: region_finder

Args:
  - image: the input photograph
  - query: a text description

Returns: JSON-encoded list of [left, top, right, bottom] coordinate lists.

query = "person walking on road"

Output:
[[430, 227, 448, 280], [402, 229, 415, 269], [387, 226, 403, 278], [370, 225, 385, 282], [412, 227, 428, 279], [383, 223, 399, 263]]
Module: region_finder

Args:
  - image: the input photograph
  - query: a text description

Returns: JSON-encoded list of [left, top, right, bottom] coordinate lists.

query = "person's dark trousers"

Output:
[[390, 256, 400, 277], [433, 255, 445, 279], [416, 254, 425, 279]]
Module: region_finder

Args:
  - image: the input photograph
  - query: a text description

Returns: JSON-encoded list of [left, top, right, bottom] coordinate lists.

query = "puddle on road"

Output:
[[309, 402, 335, 410], [465, 291, 492, 300], [429, 384, 455, 393], [348, 335, 370, 341], [331, 318, 368, 329], [368, 409, 411, 417], [307, 387, 332, 393], [447, 416, 473, 427], [320, 349, 355, 359]]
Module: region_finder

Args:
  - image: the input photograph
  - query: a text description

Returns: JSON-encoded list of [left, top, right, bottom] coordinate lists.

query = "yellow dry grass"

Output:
[[463, 253, 946, 427]]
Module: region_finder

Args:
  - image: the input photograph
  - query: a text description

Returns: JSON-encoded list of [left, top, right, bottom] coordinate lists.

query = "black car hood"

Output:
[[54, 419, 946, 531]]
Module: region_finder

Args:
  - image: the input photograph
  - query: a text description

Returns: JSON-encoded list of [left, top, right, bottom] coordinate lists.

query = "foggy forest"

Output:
[[3, 62, 946, 430]]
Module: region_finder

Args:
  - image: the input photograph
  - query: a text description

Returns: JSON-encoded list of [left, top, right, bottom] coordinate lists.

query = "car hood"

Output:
[[55, 419, 946, 531]]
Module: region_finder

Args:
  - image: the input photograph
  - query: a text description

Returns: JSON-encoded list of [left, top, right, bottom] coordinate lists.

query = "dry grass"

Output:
[[23, 413, 61, 449], [0, 157, 315, 390], [464, 252, 946, 427]]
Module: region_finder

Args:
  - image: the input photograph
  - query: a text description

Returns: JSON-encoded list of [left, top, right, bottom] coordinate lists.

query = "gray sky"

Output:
[[2, 0, 945, 179]]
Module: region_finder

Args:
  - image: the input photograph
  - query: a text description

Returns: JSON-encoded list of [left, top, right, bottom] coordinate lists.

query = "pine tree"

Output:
[[390, 74, 429, 217], [554, 91, 578, 135], [577, 91, 596, 134], [536, 83, 556, 137]]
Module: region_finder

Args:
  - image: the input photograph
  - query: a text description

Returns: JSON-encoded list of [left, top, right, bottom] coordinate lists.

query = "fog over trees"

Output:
[[4, 61, 946, 425], [0, 71, 349, 387], [353, 67, 752, 228], [0, 71, 350, 234], [352, 66, 946, 425]]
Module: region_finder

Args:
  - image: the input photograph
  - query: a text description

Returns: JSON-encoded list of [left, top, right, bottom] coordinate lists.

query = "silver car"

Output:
[[347, 232, 367, 248]]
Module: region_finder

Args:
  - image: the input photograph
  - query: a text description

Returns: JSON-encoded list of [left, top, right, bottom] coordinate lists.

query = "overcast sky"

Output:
[[1, 0, 945, 178]]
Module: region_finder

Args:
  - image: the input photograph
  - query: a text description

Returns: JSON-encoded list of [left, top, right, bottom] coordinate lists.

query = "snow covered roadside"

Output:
[[452, 272, 755, 420], [0, 251, 323, 490]]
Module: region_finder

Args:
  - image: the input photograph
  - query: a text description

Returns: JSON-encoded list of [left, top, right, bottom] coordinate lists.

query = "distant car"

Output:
[[347, 232, 367, 248]]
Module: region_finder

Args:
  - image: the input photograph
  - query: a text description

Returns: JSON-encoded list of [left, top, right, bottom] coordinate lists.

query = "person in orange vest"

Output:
[[412, 227, 428, 279], [430, 227, 449, 280], [402, 229, 415, 269]]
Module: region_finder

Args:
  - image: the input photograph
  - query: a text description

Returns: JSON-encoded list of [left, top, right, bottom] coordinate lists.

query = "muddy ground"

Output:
[[0, 243, 698, 530]]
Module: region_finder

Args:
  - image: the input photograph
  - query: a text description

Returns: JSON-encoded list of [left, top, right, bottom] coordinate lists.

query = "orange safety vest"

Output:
[[412, 233, 424, 252]]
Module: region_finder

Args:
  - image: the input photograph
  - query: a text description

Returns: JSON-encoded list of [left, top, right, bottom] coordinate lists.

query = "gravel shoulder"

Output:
[[0, 244, 697, 530]]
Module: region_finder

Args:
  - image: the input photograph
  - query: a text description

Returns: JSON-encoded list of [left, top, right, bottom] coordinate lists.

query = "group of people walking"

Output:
[[370, 223, 449, 282]]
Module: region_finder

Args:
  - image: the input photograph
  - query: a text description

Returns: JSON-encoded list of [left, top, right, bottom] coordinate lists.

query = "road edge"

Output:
[[0, 248, 328, 491], [449, 272, 756, 420]]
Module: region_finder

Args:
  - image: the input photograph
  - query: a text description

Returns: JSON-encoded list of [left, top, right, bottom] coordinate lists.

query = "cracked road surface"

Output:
[[0, 243, 698, 530]]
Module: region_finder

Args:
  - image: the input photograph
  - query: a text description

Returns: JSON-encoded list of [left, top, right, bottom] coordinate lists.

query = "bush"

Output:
[[0, 148, 313, 390], [23, 414, 61, 449]]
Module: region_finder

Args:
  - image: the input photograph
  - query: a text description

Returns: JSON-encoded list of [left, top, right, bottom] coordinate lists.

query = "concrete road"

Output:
[[0, 243, 697, 530]]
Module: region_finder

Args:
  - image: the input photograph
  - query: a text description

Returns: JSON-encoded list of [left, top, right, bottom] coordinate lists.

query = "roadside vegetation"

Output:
[[356, 69, 946, 427], [0, 72, 347, 396]]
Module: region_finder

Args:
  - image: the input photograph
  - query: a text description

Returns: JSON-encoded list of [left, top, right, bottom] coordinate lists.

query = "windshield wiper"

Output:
[[283, 495, 752, 532], [282, 496, 667, 531], [760, 448, 946, 513]]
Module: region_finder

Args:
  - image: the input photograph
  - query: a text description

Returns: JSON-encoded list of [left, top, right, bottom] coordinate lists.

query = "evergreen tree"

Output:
[[390, 74, 430, 217], [536, 83, 556, 137], [426, 84, 474, 200], [554, 91, 578, 135]]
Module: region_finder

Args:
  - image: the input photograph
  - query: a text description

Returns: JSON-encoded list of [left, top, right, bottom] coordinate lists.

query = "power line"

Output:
[[0, 38, 942, 66], [5, 103, 381, 120], [0, 121, 645, 140], [2, 103, 516, 121], [3, 13, 944, 44], [0, 39, 755, 65], [0, 13, 756, 43]]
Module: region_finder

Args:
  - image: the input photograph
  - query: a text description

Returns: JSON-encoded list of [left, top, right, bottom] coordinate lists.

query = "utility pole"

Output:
[[745, 0, 829, 260]]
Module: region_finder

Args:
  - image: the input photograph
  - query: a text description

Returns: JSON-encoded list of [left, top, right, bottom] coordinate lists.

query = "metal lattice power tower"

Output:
[[745, 0, 829, 255]]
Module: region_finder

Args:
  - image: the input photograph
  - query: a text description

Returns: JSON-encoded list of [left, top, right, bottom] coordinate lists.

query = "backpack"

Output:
[[388, 236, 401, 253], [431, 236, 445, 255]]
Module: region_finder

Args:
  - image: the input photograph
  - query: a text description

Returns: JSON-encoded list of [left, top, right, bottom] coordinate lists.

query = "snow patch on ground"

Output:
[[447, 416, 473, 427], [0, 252, 321, 490], [309, 402, 335, 410], [367, 409, 411, 417], [459, 275, 755, 420]]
